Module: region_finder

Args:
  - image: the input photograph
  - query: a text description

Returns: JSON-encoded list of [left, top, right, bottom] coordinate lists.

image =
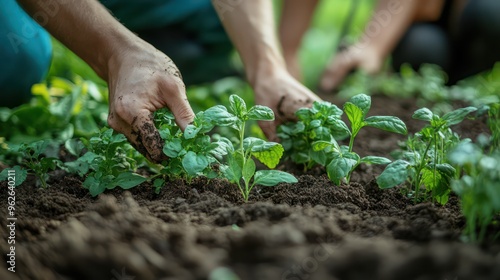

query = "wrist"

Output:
[[246, 53, 288, 88]]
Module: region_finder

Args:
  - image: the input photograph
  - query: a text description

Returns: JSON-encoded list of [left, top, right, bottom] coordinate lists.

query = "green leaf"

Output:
[[344, 102, 365, 135], [360, 156, 391, 165], [348, 94, 371, 116], [0, 166, 28, 187], [412, 108, 434, 122], [153, 178, 165, 188], [183, 124, 201, 139], [442, 106, 477, 126], [65, 139, 86, 157], [365, 116, 408, 135], [421, 167, 450, 205], [377, 160, 411, 189], [203, 105, 238, 126], [221, 152, 243, 183], [250, 141, 284, 169], [113, 172, 147, 189], [83, 175, 105, 197], [64, 161, 89, 177], [326, 157, 357, 185], [29, 140, 50, 157], [253, 170, 297, 187], [242, 158, 256, 185], [312, 101, 343, 117], [229, 95, 247, 118], [435, 163, 456, 178], [310, 127, 330, 140], [163, 138, 183, 157], [295, 108, 312, 121], [312, 140, 333, 152], [182, 151, 209, 176], [247, 105, 274, 121]]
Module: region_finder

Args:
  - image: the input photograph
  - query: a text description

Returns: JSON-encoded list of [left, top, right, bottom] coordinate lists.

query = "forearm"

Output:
[[279, 0, 319, 58], [16, 0, 142, 81], [359, 0, 445, 58], [212, 0, 286, 86]]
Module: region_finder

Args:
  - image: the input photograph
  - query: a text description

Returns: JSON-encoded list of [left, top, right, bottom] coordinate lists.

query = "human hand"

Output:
[[319, 44, 383, 92], [106, 44, 195, 163], [253, 70, 322, 141]]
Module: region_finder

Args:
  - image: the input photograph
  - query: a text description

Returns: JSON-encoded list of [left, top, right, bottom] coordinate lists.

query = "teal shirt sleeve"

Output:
[[100, 0, 213, 31], [0, 0, 52, 108]]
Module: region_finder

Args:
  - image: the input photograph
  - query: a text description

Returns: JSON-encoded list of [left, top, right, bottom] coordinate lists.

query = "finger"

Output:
[[128, 110, 168, 163], [108, 112, 157, 162], [319, 63, 349, 92], [168, 97, 195, 131], [259, 120, 278, 142]]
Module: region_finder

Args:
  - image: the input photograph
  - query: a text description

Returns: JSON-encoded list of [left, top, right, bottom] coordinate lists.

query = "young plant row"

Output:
[[0, 95, 296, 201], [278, 93, 408, 185]]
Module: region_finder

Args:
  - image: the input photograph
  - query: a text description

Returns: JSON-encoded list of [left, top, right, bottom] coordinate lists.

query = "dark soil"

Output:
[[1, 95, 499, 280]]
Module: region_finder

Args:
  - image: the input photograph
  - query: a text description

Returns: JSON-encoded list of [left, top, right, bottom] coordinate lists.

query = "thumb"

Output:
[[165, 95, 195, 131]]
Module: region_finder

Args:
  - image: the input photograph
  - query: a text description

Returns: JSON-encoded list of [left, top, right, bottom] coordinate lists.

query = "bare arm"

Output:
[[17, 0, 195, 162], [320, 0, 445, 91], [212, 0, 320, 139], [279, 0, 319, 81]]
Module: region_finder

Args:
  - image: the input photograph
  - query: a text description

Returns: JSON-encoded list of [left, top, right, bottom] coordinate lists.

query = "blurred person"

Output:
[[2, 0, 320, 162], [279, 0, 500, 91]]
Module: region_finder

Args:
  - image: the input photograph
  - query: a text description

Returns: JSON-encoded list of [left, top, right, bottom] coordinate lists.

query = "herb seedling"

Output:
[[67, 127, 147, 196], [0, 140, 60, 188], [155, 107, 234, 187], [312, 94, 407, 184], [278, 101, 349, 170], [449, 141, 500, 243], [220, 95, 297, 201], [378, 106, 477, 204]]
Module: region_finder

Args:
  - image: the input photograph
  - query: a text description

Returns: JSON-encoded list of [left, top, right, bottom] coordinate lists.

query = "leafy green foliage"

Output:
[[278, 101, 349, 170], [378, 106, 477, 204], [220, 95, 297, 201], [0, 140, 60, 188], [280, 94, 406, 185], [312, 94, 406, 184], [64, 128, 146, 196], [0, 77, 106, 144], [156, 108, 233, 183], [449, 141, 500, 243]]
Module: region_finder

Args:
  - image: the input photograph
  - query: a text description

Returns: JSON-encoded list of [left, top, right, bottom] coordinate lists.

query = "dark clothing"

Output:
[[392, 0, 500, 84]]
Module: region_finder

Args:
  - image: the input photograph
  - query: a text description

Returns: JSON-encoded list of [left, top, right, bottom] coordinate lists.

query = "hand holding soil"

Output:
[[106, 46, 195, 163]]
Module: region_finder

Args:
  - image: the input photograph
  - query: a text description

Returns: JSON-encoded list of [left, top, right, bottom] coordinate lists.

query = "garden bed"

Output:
[[1, 95, 499, 280]]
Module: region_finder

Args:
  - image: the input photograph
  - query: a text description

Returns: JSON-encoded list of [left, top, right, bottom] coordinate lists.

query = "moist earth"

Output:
[[1, 95, 499, 280]]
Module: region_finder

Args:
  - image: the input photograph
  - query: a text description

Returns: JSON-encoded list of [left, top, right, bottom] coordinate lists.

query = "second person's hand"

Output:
[[253, 70, 322, 141]]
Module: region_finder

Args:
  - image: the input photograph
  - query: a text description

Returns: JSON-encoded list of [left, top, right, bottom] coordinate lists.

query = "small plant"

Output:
[[220, 95, 297, 201], [278, 101, 349, 170], [312, 94, 407, 184], [0, 140, 60, 188], [66, 128, 147, 196], [486, 103, 500, 151], [378, 106, 477, 204], [449, 140, 500, 243], [154, 107, 234, 188]]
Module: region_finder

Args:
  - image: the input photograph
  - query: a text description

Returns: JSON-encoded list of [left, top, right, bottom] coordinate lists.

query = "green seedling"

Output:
[[278, 101, 349, 171], [378, 106, 477, 204], [312, 94, 407, 184], [0, 140, 60, 188], [486, 103, 500, 151], [220, 95, 297, 201], [449, 141, 500, 243], [66, 127, 147, 196], [155, 107, 233, 188]]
